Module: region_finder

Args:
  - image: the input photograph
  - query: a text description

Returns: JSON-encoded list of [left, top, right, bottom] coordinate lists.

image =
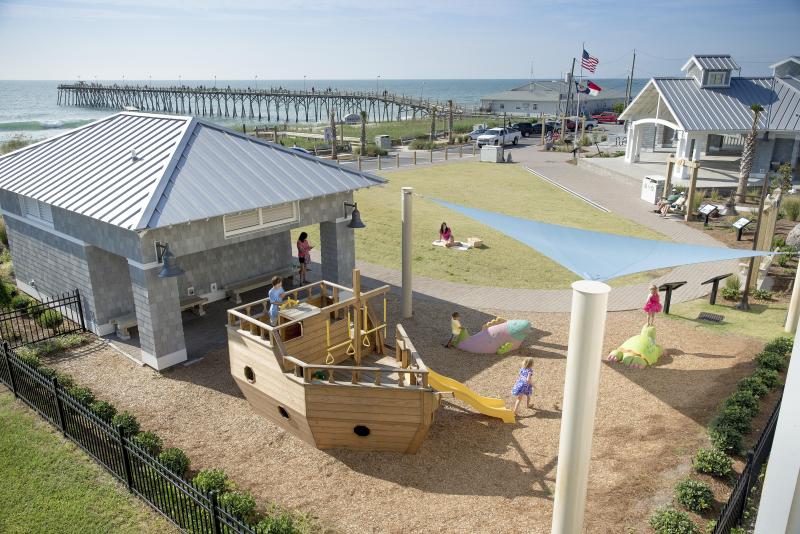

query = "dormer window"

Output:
[[706, 71, 728, 86]]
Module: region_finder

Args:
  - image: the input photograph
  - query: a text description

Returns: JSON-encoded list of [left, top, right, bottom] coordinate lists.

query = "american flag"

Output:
[[581, 49, 599, 73]]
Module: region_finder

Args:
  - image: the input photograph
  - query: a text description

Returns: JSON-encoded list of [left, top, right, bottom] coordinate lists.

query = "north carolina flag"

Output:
[[587, 81, 602, 96]]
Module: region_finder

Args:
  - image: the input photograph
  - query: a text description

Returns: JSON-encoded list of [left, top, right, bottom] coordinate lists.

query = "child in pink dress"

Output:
[[643, 284, 662, 326]]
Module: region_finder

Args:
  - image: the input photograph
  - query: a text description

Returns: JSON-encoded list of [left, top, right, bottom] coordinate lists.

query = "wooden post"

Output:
[[358, 155, 362, 171], [684, 160, 700, 222], [430, 110, 436, 141], [472, 143, 476, 156], [377, 154, 381, 170], [396, 153, 400, 167], [353, 269, 362, 366], [413, 150, 417, 165], [448, 99, 453, 140], [663, 155, 675, 199], [459, 143, 463, 158], [445, 145, 448, 160], [429, 148, 433, 163], [541, 112, 546, 146], [401, 187, 413, 318]]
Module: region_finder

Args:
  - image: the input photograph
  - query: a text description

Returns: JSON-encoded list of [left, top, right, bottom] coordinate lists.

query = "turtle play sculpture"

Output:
[[454, 318, 532, 355], [607, 324, 663, 368]]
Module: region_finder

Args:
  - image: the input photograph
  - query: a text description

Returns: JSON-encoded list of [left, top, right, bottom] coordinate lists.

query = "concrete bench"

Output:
[[225, 269, 295, 304], [180, 295, 208, 316], [111, 313, 138, 340]]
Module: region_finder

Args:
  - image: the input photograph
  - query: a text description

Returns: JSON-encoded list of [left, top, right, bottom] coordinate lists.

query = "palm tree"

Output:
[[360, 111, 367, 157], [735, 104, 764, 204]]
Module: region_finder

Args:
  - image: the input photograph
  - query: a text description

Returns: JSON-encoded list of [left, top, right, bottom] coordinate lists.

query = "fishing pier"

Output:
[[57, 82, 461, 123]]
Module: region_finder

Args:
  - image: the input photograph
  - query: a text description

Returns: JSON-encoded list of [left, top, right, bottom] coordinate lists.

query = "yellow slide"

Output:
[[427, 369, 516, 424]]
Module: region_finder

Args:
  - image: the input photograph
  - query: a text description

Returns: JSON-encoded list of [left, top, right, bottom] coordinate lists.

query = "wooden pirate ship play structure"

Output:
[[227, 269, 515, 453]]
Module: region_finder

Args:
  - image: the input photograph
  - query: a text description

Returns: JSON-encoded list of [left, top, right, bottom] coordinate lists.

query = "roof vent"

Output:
[[130, 149, 139, 161]]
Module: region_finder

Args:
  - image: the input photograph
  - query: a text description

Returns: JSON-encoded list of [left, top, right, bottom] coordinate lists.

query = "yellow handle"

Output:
[[346, 342, 355, 356], [325, 353, 334, 365]]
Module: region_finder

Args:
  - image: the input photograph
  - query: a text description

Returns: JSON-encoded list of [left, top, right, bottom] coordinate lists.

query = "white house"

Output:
[[619, 54, 800, 181], [480, 80, 627, 117]]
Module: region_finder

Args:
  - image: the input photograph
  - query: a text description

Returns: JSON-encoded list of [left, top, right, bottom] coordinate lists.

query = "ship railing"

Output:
[[281, 352, 430, 389]]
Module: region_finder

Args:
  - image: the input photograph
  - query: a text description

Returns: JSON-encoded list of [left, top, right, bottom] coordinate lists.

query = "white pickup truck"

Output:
[[476, 127, 521, 148]]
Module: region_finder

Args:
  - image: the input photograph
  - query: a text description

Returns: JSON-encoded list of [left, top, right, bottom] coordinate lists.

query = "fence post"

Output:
[[396, 153, 400, 168], [472, 143, 476, 156], [377, 154, 381, 170], [117, 425, 134, 492], [459, 144, 463, 158], [429, 148, 433, 163], [75, 288, 86, 331], [209, 491, 222, 534], [3, 342, 17, 398], [413, 151, 417, 165], [444, 145, 448, 160], [51, 376, 67, 436]]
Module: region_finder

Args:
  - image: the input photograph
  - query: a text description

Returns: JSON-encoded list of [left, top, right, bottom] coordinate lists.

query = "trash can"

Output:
[[641, 175, 666, 204], [374, 135, 391, 150]]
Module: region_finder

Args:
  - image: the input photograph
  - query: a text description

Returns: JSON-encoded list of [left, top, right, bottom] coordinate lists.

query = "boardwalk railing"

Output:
[[713, 395, 782, 534], [0, 289, 85, 348], [0, 343, 263, 534]]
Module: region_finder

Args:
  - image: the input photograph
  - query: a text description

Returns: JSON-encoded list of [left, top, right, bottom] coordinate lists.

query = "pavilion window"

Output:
[[19, 196, 53, 226], [707, 71, 728, 86], [223, 202, 298, 238]]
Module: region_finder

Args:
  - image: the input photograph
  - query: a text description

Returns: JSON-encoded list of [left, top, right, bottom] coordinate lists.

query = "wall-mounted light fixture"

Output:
[[154, 241, 184, 278]]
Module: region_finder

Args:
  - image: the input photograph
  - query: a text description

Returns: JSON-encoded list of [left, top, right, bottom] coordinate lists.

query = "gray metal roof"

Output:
[[482, 80, 626, 102], [765, 77, 800, 131], [652, 77, 777, 131], [0, 112, 386, 231], [685, 55, 740, 71]]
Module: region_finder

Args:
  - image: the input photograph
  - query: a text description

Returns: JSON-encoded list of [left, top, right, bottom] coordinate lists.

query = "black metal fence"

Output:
[[0, 289, 85, 348], [713, 395, 783, 534], [0, 344, 261, 534]]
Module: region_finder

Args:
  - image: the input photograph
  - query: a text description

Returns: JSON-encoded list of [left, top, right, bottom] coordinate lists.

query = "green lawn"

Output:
[[0, 392, 176, 534], [662, 298, 790, 342], [295, 161, 666, 289]]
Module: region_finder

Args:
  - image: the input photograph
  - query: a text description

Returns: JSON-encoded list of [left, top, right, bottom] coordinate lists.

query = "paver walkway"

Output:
[[353, 143, 739, 313]]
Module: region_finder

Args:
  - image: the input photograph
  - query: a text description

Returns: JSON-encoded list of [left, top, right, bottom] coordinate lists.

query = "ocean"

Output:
[[0, 78, 647, 142]]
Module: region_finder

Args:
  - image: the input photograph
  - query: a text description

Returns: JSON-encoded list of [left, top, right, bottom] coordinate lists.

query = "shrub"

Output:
[[219, 490, 257, 521], [55, 371, 75, 390], [409, 139, 435, 150], [16, 351, 41, 369], [777, 253, 791, 267], [158, 447, 190, 476], [737, 375, 769, 398], [25, 300, 42, 318], [256, 510, 298, 534], [763, 337, 792, 356], [709, 424, 743, 453], [193, 468, 231, 494], [0, 217, 7, 248], [772, 235, 786, 249], [612, 102, 626, 114], [10, 294, 32, 311], [752, 368, 780, 389], [756, 350, 788, 372], [90, 400, 118, 421], [68, 386, 95, 406], [112, 411, 140, 435], [693, 448, 732, 478], [712, 404, 752, 435], [721, 275, 740, 300], [724, 389, 760, 418], [675, 478, 714, 513], [37, 309, 64, 328], [38, 366, 57, 380], [0, 281, 12, 309], [649, 507, 699, 534], [783, 197, 800, 222], [751, 289, 773, 301], [133, 431, 163, 456]]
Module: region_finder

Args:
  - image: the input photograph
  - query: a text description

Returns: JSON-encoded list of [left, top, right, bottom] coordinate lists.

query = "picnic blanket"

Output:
[[432, 240, 470, 251]]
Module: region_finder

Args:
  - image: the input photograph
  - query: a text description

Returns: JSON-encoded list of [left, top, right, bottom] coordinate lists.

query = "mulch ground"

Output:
[[42, 293, 766, 533]]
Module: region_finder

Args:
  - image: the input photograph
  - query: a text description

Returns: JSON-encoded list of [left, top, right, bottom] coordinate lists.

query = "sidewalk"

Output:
[[352, 143, 738, 313]]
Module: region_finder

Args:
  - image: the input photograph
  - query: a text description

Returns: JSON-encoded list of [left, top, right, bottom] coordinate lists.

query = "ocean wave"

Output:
[[0, 119, 94, 131]]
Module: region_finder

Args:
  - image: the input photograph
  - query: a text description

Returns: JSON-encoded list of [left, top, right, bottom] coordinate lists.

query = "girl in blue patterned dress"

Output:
[[512, 357, 534, 414]]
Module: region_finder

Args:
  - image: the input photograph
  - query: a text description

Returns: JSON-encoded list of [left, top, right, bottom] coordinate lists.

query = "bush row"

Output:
[[0, 284, 65, 328], [9, 343, 304, 533], [649, 336, 791, 533]]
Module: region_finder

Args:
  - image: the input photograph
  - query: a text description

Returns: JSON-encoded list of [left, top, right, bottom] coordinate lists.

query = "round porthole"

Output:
[[353, 425, 370, 437], [278, 406, 290, 419], [244, 366, 255, 383]]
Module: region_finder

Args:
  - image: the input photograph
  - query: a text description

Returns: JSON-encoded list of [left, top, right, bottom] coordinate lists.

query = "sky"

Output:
[[0, 0, 798, 80]]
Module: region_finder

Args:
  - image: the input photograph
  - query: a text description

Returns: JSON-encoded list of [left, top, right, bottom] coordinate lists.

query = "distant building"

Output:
[[620, 54, 800, 180], [479, 80, 627, 117]]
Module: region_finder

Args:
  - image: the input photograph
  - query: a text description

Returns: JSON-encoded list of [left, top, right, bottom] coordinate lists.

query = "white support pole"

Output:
[[551, 280, 611, 534], [784, 263, 800, 333], [401, 187, 413, 318]]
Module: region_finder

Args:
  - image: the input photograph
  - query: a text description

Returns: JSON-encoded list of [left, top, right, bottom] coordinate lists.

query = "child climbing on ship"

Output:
[[446, 311, 463, 348], [512, 357, 534, 414], [643, 284, 662, 326]]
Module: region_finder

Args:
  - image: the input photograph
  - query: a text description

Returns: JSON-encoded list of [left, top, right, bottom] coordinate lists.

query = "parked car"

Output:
[[510, 122, 539, 137], [557, 117, 597, 132], [591, 111, 623, 124], [466, 127, 487, 140], [476, 127, 521, 147], [530, 122, 555, 135]]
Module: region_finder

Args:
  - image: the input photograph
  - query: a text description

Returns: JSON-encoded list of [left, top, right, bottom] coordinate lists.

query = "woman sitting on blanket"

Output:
[[439, 222, 461, 248]]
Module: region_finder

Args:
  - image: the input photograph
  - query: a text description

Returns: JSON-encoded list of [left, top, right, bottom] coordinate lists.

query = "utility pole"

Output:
[[625, 50, 637, 105], [562, 58, 576, 141], [329, 109, 338, 160]]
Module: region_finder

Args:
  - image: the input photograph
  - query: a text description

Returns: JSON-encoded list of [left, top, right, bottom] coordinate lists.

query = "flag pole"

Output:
[[576, 42, 584, 138]]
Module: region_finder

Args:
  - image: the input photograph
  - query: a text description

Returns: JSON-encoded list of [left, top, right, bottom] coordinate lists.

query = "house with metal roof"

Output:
[[479, 80, 627, 117], [0, 112, 385, 369], [619, 54, 800, 181]]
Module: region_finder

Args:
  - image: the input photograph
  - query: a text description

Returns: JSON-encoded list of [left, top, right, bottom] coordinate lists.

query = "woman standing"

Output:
[[296, 232, 314, 284]]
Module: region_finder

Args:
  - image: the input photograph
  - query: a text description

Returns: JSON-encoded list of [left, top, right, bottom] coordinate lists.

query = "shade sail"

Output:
[[431, 199, 775, 281]]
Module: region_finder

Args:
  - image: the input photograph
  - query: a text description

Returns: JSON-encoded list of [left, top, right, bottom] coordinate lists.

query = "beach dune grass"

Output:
[[0, 392, 176, 534], [295, 161, 666, 289]]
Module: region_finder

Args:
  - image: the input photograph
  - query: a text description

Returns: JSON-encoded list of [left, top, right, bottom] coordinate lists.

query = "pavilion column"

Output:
[[320, 219, 355, 286], [674, 132, 694, 180], [624, 123, 638, 163], [128, 263, 187, 370], [551, 280, 611, 534], [691, 134, 707, 161]]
